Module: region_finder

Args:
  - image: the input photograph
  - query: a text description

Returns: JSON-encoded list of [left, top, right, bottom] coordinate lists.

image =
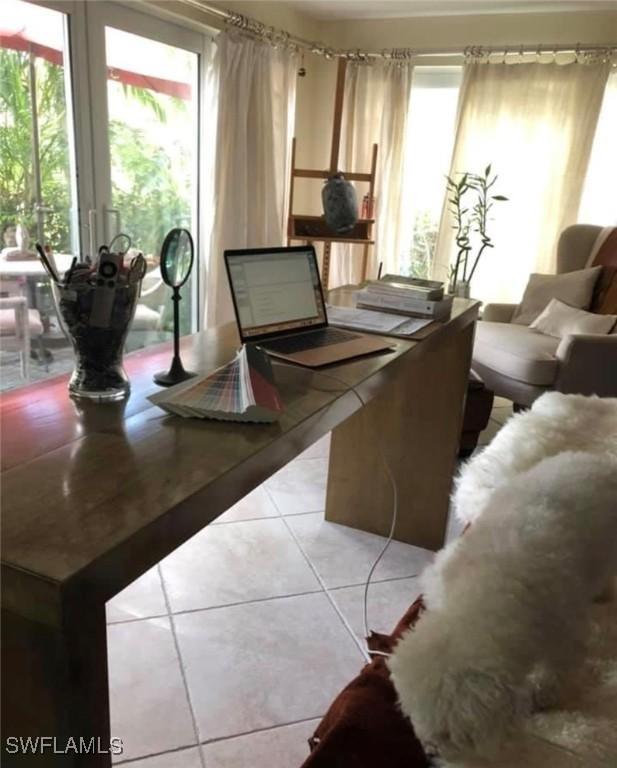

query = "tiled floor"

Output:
[[106, 408, 510, 767]]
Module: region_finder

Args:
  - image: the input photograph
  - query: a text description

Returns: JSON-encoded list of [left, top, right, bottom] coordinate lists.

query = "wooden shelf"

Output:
[[290, 215, 375, 224], [289, 236, 375, 245], [286, 58, 379, 289], [289, 214, 374, 243]]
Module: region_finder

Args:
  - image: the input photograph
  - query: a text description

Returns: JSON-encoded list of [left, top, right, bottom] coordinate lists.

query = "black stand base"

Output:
[[153, 356, 196, 387]]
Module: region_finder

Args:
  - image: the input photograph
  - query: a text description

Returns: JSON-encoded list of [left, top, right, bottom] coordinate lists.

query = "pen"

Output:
[[35, 242, 61, 284], [64, 256, 78, 285]]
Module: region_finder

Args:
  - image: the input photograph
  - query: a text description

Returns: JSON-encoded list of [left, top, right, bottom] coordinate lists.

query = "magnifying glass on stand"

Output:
[[153, 228, 197, 387]]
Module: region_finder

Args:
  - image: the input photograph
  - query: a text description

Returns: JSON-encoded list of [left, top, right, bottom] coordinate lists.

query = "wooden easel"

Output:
[[287, 58, 378, 289]]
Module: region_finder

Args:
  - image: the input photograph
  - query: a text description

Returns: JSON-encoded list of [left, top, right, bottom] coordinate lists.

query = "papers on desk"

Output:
[[326, 304, 432, 337]]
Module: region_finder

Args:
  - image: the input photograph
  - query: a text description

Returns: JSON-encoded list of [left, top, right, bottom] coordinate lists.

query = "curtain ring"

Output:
[[502, 47, 508, 65], [536, 44, 542, 63]]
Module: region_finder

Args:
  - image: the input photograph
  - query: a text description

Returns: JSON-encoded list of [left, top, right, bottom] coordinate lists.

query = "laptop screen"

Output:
[[225, 247, 327, 341]]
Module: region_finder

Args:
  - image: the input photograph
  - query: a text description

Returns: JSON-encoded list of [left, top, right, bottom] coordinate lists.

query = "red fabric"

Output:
[[591, 228, 617, 314], [300, 597, 430, 768], [0, 31, 191, 100], [592, 228, 617, 267]]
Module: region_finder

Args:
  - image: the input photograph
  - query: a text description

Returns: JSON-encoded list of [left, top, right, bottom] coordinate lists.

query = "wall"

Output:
[[291, 8, 617, 214], [143, 2, 617, 220], [326, 10, 617, 52]]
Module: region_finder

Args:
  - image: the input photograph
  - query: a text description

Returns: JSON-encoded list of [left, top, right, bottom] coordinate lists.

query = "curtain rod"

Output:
[[176, 0, 615, 60]]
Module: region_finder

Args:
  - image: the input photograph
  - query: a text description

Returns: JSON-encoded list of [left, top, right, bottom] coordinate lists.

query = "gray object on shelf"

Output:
[[322, 173, 359, 233]]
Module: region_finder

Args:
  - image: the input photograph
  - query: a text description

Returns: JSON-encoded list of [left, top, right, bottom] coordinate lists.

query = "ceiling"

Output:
[[288, 1, 617, 21]]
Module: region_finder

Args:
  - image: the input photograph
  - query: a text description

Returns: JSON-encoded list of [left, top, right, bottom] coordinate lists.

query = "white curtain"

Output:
[[329, 60, 413, 287], [205, 32, 297, 327], [578, 67, 617, 226], [433, 59, 611, 304]]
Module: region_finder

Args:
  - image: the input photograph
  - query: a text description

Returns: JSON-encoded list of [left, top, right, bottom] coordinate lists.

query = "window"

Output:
[[399, 66, 462, 278], [578, 67, 617, 226], [103, 25, 200, 345], [0, 0, 213, 392]]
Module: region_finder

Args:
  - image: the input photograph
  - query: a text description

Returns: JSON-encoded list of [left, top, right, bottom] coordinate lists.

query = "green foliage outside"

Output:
[[405, 210, 438, 279], [0, 49, 72, 250], [0, 48, 189, 259]]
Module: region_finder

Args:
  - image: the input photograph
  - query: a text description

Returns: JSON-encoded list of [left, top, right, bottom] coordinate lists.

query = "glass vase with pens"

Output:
[[36, 234, 145, 401]]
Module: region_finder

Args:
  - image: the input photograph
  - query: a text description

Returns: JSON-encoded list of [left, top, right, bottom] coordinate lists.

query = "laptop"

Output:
[[224, 245, 393, 367]]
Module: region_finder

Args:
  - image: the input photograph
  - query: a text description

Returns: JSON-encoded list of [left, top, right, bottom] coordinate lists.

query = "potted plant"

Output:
[[445, 165, 508, 296]]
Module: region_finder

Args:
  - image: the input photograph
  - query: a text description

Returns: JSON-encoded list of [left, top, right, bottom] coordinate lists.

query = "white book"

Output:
[[354, 289, 453, 318]]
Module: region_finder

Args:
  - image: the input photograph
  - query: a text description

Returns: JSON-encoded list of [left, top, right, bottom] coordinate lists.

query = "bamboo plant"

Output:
[[446, 165, 508, 293]]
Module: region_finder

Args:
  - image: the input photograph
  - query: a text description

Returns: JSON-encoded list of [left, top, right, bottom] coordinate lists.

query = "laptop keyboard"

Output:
[[261, 327, 360, 355]]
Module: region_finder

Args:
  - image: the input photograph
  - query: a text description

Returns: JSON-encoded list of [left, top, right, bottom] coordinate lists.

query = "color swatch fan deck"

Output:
[[149, 344, 283, 422]]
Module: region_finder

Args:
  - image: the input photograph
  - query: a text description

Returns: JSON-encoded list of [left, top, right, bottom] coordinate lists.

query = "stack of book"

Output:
[[148, 344, 284, 423], [354, 274, 453, 320]]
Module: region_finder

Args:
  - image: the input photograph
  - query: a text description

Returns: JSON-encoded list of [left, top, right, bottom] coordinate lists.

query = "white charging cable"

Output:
[[290, 365, 399, 659]]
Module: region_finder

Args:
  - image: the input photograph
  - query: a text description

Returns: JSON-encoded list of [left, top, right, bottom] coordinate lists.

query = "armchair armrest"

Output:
[[555, 333, 617, 397], [482, 303, 517, 323]]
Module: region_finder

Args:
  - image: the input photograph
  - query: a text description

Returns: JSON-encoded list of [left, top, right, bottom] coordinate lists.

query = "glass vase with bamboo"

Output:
[[446, 165, 508, 297]]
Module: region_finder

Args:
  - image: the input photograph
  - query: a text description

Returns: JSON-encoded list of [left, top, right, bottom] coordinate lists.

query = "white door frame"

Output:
[[26, 0, 210, 329]]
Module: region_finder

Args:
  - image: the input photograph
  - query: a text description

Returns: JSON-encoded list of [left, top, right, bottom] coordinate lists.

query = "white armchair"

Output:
[[472, 224, 617, 407]]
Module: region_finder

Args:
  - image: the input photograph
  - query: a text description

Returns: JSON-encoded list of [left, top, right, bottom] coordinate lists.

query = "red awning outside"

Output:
[[0, 29, 191, 101]]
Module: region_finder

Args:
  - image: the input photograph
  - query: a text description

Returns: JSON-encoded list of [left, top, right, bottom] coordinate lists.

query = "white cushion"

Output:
[[511, 266, 602, 326], [473, 321, 560, 386], [530, 298, 617, 338]]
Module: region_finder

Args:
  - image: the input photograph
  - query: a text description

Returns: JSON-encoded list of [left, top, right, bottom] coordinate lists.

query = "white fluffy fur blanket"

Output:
[[441, 598, 617, 767], [389, 393, 617, 767], [454, 392, 617, 527]]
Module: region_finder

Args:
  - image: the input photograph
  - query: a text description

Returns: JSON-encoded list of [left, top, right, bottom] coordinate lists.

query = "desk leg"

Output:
[[2, 601, 111, 766], [325, 323, 474, 551]]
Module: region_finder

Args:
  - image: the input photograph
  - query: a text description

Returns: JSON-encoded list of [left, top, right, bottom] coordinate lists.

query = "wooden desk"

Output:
[[1, 298, 478, 765]]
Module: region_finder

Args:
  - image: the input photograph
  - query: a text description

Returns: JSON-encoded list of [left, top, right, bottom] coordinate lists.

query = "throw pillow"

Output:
[[512, 266, 602, 326], [530, 298, 617, 338]]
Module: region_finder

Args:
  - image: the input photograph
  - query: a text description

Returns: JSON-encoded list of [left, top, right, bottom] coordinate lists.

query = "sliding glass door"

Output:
[[86, 2, 202, 347], [0, 0, 207, 389]]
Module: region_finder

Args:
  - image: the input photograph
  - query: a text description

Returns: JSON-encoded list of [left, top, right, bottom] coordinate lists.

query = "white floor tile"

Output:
[[213, 486, 279, 524], [108, 617, 196, 762], [116, 746, 202, 768], [287, 513, 433, 589], [201, 719, 319, 768], [296, 434, 331, 461], [491, 405, 513, 425], [174, 593, 364, 742], [477, 418, 503, 446], [106, 566, 167, 624], [265, 458, 328, 515], [493, 395, 513, 408], [160, 518, 320, 613], [330, 577, 421, 641]]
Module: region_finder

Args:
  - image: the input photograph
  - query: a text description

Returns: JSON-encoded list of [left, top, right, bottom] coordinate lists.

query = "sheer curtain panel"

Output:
[[206, 32, 297, 326], [329, 60, 413, 287], [432, 59, 611, 304]]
